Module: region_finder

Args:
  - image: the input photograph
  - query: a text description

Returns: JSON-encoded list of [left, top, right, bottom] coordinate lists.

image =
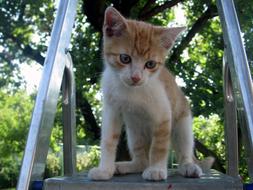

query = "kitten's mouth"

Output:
[[130, 82, 142, 86], [129, 80, 146, 87], [122, 80, 143, 88]]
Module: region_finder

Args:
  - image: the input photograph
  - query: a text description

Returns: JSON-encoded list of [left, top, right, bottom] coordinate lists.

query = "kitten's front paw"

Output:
[[88, 167, 114, 180], [142, 167, 167, 181], [178, 163, 203, 178]]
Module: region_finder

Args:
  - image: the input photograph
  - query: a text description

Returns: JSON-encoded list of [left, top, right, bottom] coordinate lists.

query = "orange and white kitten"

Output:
[[88, 7, 213, 181]]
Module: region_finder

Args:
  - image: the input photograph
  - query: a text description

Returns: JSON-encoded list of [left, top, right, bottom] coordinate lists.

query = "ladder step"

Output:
[[44, 169, 242, 190]]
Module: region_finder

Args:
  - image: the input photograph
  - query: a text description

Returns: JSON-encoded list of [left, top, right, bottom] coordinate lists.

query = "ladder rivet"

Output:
[[65, 48, 70, 54]]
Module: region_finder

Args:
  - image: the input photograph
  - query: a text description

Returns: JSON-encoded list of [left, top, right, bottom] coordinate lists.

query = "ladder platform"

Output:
[[44, 169, 242, 190]]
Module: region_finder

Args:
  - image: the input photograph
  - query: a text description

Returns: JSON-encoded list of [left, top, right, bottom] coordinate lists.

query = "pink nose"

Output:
[[131, 75, 141, 83]]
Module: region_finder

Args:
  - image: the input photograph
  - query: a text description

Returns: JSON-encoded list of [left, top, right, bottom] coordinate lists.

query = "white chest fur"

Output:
[[102, 67, 171, 125]]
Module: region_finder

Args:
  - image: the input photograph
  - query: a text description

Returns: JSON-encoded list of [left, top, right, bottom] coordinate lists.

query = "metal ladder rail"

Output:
[[17, 0, 78, 189], [223, 53, 239, 178], [62, 53, 76, 176], [217, 0, 253, 180]]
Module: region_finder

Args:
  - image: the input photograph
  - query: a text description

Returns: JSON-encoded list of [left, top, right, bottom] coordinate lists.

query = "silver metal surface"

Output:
[[44, 170, 243, 190], [62, 53, 76, 175], [217, 0, 253, 180], [16, 0, 78, 189], [223, 52, 239, 177]]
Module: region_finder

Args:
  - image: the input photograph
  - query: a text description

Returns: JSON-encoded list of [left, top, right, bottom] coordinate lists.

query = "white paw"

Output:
[[178, 163, 203, 178], [142, 167, 167, 181], [88, 167, 114, 180]]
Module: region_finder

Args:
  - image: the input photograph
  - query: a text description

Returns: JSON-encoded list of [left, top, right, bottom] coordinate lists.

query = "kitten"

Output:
[[88, 7, 214, 181]]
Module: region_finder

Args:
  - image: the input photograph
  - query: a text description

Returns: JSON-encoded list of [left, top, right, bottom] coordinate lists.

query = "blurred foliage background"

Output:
[[0, 0, 252, 188]]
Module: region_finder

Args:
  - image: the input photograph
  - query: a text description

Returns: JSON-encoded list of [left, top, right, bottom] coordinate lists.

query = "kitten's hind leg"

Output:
[[115, 126, 149, 175], [115, 160, 147, 174], [172, 114, 202, 178]]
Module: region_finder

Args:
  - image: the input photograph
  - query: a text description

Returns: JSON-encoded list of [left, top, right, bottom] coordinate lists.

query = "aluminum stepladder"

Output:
[[17, 0, 78, 189], [17, 0, 253, 189], [217, 0, 253, 182]]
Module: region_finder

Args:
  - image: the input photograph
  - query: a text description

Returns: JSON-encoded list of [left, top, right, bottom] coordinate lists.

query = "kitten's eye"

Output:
[[145, 60, 157, 69], [120, 54, 131, 64]]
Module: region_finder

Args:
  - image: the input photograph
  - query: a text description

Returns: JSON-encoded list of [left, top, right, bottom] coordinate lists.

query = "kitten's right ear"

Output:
[[160, 27, 186, 50], [103, 7, 127, 37]]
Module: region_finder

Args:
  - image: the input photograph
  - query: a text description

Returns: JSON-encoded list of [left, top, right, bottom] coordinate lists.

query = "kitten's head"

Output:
[[103, 7, 185, 87]]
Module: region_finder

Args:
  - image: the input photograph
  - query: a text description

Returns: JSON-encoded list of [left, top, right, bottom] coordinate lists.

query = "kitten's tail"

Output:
[[194, 156, 215, 173]]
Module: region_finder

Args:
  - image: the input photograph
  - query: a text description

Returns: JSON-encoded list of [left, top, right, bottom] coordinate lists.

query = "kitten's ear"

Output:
[[103, 7, 127, 37], [160, 27, 186, 49]]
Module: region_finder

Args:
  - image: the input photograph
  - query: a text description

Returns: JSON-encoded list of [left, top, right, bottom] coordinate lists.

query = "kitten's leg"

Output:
[[88, 106, 122, 180], [142, 120, 171, 181], [115, 126, 149, 174], [172, 114, 202, 178]]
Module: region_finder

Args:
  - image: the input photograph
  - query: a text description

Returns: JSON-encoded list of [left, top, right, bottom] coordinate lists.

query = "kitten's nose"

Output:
[[131, 75, 141, 83]]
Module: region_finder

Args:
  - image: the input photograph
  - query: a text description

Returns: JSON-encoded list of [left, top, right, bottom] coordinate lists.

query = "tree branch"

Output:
[[112, 0, 139, 17], [139, 0, 156, 17], [76, 90, 101, 140], [18, 0, 27, 22], [195, 139, 226, 173], [82, 0, 139, 32], [82, 0, 107, 32], [139, 0, 184, 20], [167, 4, 218, 65], [22, 44, 45, 65], [4, 33, 45, 65]]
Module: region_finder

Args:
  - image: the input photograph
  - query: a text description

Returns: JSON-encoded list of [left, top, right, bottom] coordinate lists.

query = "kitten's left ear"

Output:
[[103, 7, 127, 37], [160, 27, 186, 49]]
